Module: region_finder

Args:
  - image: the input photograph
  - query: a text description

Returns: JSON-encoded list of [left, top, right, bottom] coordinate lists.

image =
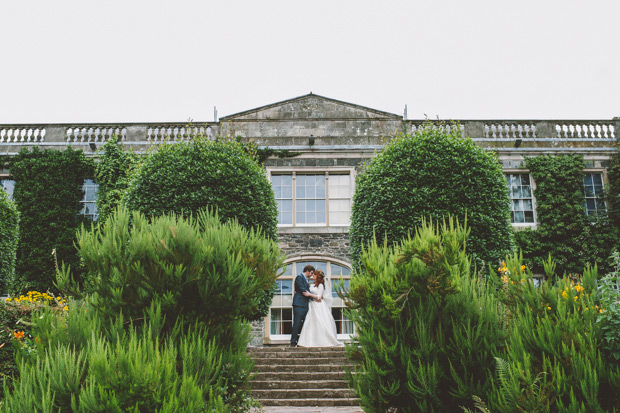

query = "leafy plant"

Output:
[[349, 125, 514, 269], [0, 188, 18, 294], [9, 147, 94, 293], [597, 250, 620, 362], [94, 135, 138, 223]]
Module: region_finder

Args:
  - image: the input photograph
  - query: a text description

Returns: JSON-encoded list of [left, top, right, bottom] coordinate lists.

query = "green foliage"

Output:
[[489, 254, 620, 411], [606, 146, 620, 227], [0, 189, 19, 294], [349, 125, 513, 269], [9, 147, 94, 293], [518, 154, 620, 275], [346, 218, 506, 412], [597, 250, 620, 362], [0, 291, 68, 400], [94, 135, 138, 223], [124, 136, 278, 241], [2, 307, 228, 412], [71, 207, 283, 325]]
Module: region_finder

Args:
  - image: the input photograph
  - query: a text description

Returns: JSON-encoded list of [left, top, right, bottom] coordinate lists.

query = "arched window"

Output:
[[268, 257, 354, 342]]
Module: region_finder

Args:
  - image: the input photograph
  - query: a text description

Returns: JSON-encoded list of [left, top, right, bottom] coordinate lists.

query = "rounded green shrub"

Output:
[[350, 126, 513, 267], [124, 137, 278, 240], [0, 188, 18, 294]]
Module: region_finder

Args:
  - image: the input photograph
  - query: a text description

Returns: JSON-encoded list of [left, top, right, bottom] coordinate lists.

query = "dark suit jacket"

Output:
[[293, 273, 311, 308]]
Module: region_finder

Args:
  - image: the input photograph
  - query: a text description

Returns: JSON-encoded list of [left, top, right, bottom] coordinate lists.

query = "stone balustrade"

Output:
[[0, 119, 617, 152]]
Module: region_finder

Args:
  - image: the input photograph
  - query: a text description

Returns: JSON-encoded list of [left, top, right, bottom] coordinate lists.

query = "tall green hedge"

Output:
[[9, 147, 93, 293], [349, 126, 514, 268], [0, 189, 19, 293], [606, 146, 620, 227], [124, 137, 278, 241]]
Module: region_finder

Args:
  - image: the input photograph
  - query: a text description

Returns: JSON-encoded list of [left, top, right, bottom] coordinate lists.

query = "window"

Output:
[[583, 173, 606, 216], [1, 179, 15, 200], [268, 259, 354, 340], [271, 172, 352, 227], [80, 179, 99, 221], [506, 174, 535, 224]]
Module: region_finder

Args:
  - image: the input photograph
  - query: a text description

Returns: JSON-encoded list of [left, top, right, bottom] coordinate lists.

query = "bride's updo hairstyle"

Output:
[[314, 270, 326, 287]]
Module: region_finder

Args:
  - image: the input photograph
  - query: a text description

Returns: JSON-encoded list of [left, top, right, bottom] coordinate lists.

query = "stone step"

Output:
[[252, 379, 348, 390], [252, 371, 348, 381], [253, 364, 352, 372], [253, 357, 349, 366], [250, 350, 348, 359], [253, 388, 355, 400], [257, 398, 361, 407]]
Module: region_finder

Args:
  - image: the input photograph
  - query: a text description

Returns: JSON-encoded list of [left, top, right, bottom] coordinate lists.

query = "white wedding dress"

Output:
[[297, 284, 343, 347]]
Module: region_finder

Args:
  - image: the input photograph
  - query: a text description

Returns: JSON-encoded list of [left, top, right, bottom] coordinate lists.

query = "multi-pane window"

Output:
[[271, 172, 352, 226], [296, 175, 326, 224], [583, 173, 606, 216], [1, 179, 15, 200], [269, 260, 354, 340], [80, 179, 99, 221], [506, 174, 535, 224]]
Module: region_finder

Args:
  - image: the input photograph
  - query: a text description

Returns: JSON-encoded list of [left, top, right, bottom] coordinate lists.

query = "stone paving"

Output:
[[262, 407, 363, 413]]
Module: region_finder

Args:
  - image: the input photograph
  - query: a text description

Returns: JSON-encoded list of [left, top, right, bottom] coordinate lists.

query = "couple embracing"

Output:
[[290, 265, 343, 347]]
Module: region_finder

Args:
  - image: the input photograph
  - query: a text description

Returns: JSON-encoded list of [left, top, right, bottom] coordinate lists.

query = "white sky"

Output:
[[1, 0, 619, 123]]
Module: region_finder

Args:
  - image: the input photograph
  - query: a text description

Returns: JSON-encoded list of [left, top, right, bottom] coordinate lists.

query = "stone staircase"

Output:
[[249, 346, 360, 408]]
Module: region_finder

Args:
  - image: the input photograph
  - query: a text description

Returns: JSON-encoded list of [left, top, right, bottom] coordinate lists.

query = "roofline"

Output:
[[219, 93, 403, 121]]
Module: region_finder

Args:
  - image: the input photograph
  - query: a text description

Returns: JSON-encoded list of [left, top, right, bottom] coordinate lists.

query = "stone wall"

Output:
[[279, 233, 351, 263]]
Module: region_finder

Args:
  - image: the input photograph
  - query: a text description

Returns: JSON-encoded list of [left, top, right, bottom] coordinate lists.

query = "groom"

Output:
[[290, 264, 319, 347]]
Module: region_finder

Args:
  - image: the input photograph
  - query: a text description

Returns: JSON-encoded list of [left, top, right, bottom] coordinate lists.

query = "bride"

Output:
[[298, 270, 343, 347]]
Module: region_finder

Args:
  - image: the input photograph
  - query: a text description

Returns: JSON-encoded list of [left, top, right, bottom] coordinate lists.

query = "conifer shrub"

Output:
[[9, 147, 94, 292], [124, 136, 278, 241], [349, 126, 513, 269], [346, 218, 506, 412], [69, 207, 283, 325], [0, 188, 18, 294]]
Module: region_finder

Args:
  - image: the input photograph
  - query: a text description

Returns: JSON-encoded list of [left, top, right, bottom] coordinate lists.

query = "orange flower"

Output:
[[13, 331, 25, 340]]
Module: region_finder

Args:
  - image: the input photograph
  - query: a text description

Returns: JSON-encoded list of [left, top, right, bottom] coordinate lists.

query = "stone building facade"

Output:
[[1, 93, 618, 345]]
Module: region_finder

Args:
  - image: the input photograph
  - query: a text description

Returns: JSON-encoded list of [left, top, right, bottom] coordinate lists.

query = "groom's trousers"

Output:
[[290, 305, 309, 345]]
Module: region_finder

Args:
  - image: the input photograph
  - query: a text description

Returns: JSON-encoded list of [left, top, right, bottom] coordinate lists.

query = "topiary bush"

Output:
[[346, 218, 506, 412], [9, 147, 94, 293], [349, 125, 513, 268], [124, 136, 278, 241], [0, 188, 18, 294], [94, 135, 138, 223]]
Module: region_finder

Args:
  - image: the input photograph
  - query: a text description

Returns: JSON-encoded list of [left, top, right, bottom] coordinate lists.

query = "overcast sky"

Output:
[[1, 0, 619, 123]]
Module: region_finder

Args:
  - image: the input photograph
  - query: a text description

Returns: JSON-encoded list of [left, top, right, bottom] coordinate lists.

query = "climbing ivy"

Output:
[[516, 154, 620, 275], [9, 147, 94, 293]]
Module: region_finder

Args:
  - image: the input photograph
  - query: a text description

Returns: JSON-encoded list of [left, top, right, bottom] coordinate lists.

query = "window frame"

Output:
[[582, 170, 607, 216], [267, 166, 356, 228], [266, 256, 354, 343], [505, 170, 537, 227]]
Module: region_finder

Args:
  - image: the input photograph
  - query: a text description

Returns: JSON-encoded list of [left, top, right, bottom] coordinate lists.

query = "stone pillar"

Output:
[[464, 121, 484, 139], [535, 122, 554, 139], [44, 126, 66, 142], [126, 125, 147, 142], [613, 117, 619, 144]]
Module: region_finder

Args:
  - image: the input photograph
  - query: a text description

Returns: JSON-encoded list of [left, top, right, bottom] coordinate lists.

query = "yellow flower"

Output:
[[547, 306, 551, 310], [5, 298, 11, 302], [64, 306, 69, 311], [521, 265, 526, 271], [574, 296, 578, 301], [561, 290, 568, 299], [574, 284, 583, 293]]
